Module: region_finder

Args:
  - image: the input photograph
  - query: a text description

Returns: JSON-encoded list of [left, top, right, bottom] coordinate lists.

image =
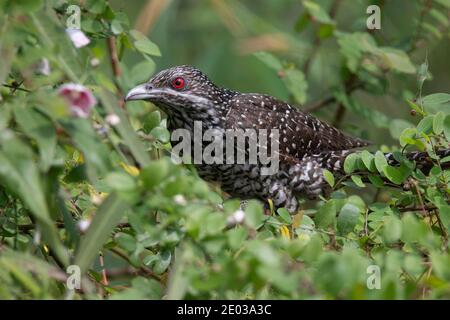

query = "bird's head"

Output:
[[125, 65, 231, 118]]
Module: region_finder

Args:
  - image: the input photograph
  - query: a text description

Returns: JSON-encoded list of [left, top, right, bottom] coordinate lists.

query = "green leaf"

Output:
[[139, 159, 170, 189], [143, 111, 162, 133], [350, 175, 365, 188], [430, 9, 450, 27], [104, 172, 136, 191], [361, 150, 376, 172], [434, 0, 450, 9], [282, 68, 308, 104], [74, 192, 130, 273], [368, 175, 384, 187], [111, 20, 124, 35], [344, 153, 359, 174], [384, 164, 411, 184], [144, 250, 172, 274], [110, 276, 162, 299], [130, 30, 161, 56], [0, 132, 69, 266], [433, 112, 445, 134], [444, 115, 450, 141], [337, 203, 360, 235], [374, 151, 388, 174], [5, 0, 43, 12], [302, 0, 334, 24], [277, 208, 292, 224], [60, 118, 112, 181], [115, 232, 137, 252], [423, 23, 442, 39], [417, 58, 429, 91], [336, 32, 376, 72], [150, 126, 170, 143], [98, 88, 150, 167], [382, 215, 402, 243], [377, 47, 416, 74], [227, 227, 248, 250], [315, 200, 336, 229], [253, 51, 282, 70], [389, 119, 414, 139], [130, 60, 155, 84], [245, 200, 265, 229], [399, 127, 418, 147], [422, 93, 450, 114], [14, 107, 56, 171], [322, 169, 335, 187], [86, 0, 106, 14], [430, 252, 450, 281], [416, 115, 434, 134]]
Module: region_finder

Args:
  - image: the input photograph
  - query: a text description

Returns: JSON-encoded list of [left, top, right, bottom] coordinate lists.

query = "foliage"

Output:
[[0, 0, 449, 300]]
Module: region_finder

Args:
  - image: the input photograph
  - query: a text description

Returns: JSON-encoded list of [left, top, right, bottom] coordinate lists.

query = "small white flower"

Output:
[[77, 219, 91, 233], [90, 57, 100, 67], [173, 194, 187, 205], [66, 28, 90, 48], [36, 58, 51, 76], [33, 227, 41, 245], [227, 209, 245, 225], [105, 113, 120, 126]]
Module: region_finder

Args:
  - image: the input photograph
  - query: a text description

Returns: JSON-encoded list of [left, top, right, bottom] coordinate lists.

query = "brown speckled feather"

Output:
[[226, 93, 370, 160]]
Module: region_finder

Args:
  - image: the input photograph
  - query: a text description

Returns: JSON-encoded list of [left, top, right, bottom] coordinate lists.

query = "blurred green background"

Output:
[[113, 0, 450, 147]]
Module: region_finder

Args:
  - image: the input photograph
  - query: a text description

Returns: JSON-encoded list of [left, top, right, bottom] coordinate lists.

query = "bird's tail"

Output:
[[321, 148, 450, 176], [384, 149, 450, 173]]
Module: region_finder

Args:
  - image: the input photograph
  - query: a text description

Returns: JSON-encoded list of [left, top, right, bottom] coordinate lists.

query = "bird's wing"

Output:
[[225, 93, 370, 161]]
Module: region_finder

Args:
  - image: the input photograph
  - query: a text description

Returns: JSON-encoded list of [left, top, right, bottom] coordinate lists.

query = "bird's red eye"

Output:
[[171, 77, 185, 90]]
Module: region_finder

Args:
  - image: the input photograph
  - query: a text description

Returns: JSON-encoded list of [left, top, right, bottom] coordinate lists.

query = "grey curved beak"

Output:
[[125, 84, 150, 101]]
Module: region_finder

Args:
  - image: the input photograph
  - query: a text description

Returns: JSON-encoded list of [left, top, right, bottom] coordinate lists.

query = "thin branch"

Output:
[[398, 206, 436, 213], [2, 83, 31, 93], [107, 37, 122, 79], [99, 251, 109, 286], [109, 247, 161, 281], [412, 179, 428, 217]]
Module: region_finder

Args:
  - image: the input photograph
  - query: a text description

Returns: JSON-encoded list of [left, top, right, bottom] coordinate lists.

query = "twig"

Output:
[[18, 221, 131, 232], [364, 209, 369, 236], [332, 103, 345, 127], [109, 247, 161, 281], [398, 206, 436, 213], [332, 73, 357, 127], [99, 251, 109, 286], [107, 37, 122, 79], [106, 37, 124, 107], [412, 179, 427, 217], [433, 210, 449, 248], [2, 82, 31, 93]]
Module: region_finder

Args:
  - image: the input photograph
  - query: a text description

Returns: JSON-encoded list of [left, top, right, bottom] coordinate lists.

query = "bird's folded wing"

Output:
[[225, 93, 370, 161]]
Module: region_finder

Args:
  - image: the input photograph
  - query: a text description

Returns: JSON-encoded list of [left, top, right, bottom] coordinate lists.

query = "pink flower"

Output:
[[57, 83, 97, 118]]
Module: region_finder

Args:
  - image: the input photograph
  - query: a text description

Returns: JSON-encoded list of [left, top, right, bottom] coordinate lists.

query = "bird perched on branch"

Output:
[[126, 65, 449, 214]]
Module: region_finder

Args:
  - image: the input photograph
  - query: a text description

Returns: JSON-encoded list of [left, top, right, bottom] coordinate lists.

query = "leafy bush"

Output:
[[0, 0, 449, 299]]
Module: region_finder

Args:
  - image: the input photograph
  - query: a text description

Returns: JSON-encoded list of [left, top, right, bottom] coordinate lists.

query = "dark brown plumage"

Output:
[[125, 65, 449, 213]]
